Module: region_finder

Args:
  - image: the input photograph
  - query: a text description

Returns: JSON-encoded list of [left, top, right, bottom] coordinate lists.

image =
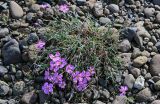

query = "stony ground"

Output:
[[1, 0, 160, 104]]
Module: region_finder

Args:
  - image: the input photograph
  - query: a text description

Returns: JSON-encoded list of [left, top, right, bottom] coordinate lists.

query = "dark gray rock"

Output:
[[13, 81, 25, 96], [136, 88, 152, 102], [76, 0, 86, 6], [27, 33, 39, 44], [153, 0, 160, 5], [2, 39, 22, 65], [155, 41, 160, 52], [39, 91, 48, 104], [108, 4, 119, 13], [150, 54, 160, 76], [125, 0, 134, 4], [0, 80, 9, 96]]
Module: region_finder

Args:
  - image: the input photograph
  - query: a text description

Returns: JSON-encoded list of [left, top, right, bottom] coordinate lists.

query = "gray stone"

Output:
[[130, 68, 141, 78], [99, 17, 111, 25], [76, 0, 86, 6], [144, 8, 155, 17], [0, 65, 8, 76], [13, 81, 25, 95], [150, 54, 160, 76], [30, 4, 40, 12], [10, 1, 23, 19], [108, 4, 119, 13], [26, 13, 35, 22], [21, 91, 37, 104], [124, 74, 135, 89], [93, 100, 105, 104], [136, 88, 152, 102], [133, 56, 148, 67], [0, 80, 9, 96], [2, 39, 22, 65], [119, 39, 131, 52], [118, 53, 132, 68], [0, 99, 8, 104], [27, 33, 39, 44], [125, 0, 134, 4], [134, 76, 145, 90], [155, 41, 160, 52], [100, 89, 110, 99], [154, 80, 160, 91], [8, 99, 16, 104], [93, 1, 103, 17], [132, 47, 141, 58], [39, 91, 48, 104], [151, 100, 160, 104], [153, 0, 160, 5], [0, 28, 9, 38], [113, 96, 127, 104], [156, 12, 160, 23]]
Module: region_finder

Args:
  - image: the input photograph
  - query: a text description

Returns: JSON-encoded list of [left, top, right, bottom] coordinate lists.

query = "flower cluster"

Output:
[[35, 40, 45, 50], [119, 86, 128, 96], [42, 52, 95, 94]]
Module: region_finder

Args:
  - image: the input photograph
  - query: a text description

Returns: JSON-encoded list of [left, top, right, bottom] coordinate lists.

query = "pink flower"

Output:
[[35, 40, 45, 49], [42, 82, 53, 94], [41, 3, 50, 9], [59, 4, 69, 13], [49, 52, 61, 62], [65, 64, 75, 74], [119, 86, 128, 96]]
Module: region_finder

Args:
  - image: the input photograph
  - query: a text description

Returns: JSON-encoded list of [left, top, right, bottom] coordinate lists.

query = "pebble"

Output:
[[136, 88, 152, 102], [133, 56, 148, 67], [99, 17, 111, 25], [93, 100, 105, 104], [151, 100, 160, 104], [124, 74, 135, 89], [0, 28, 9, 38], [10, 1, 23, 19], [2, 39, 22, 65], [0, 65, 8, 77], [30, 4, 40, 12], [27, 33, 39, 44], [150, 54, 160, 76], [118, 53, 132, 68], [21, 91, 37, 104], [13, 81, 25, 96], [154, 80, 160, 91], [134, 76, 145, 90], [93, 1, 103, 17], [156, 12, 160, 23], [112, 96, 127, 104], [119, 39, 131, 52], [153, 0, 160, 5], [0, 99, 8, 104], [108, 4, 119, 13], [0, 80, 9, 96], [144, 8, 155, 17], [130, 68, 141, 78]]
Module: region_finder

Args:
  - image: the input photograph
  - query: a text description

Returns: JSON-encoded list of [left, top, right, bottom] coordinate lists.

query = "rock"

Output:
[[130, 68, 141, 78], [133, 56, 148, 67], [16, 70, 23, 79], [10, 1, 23, 19], [2, 39, 22, 65], [125, 0, 134, 5], [8, 99, 16, 104], [121, 27, 137, 42], [0, 80, 9, 96], [100, 89, 110, 99], [76, 0, 86, 6], [119, 39, 131, 52], [150, 54, 160, 76], [0, 99, 8, 104], [118, 53, 132, 68], [39, 91, 48, 104], [93, 100, 105, 104], [0, 65, 8, 76], [99, 17, 111, 25], [136, 88, 152, 102], [30, 4, 40, 12], [154, 80, 160, 91], [27, 33, 39, 44], [155, 41, 160, 52], [153, 0, 160, 5], [134, 76, 145, 90], [124, 74, 135, 89], [93, 1, 103, 17], [0, 28, 9, 38], [26, 13, 35, 22], [113, 96, 127, 104], [151, 100, 160, 104], [13, 81, 25, 95], [144, 8, 155, 17], [21, 91, 37, 104], [132, 47, 141, 58], [156, 12, 160, 23], [137, 30, 151, 39], [108, 4, 119, 13], [134, 33, 143, 48]]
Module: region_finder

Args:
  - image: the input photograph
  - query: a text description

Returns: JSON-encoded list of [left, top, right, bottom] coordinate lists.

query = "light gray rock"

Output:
[[150, 54, 160, 76], [108, 4, 119, 13], [0, 80, 9, 96], [113, 96, 127, 104], [21, 91, 37, 104], [119, 39, 131, 52], [93, 100, 105, 104], [0, 99, 8, 104], [156, 12, 160, 23], [151, 100, 160, 104], [0, 66, 8, 76], [124, 74, 135, 89], [130, 68, 141, 78], [118, 53, 132, 68], [2, 39, 22, 65], [136, 88, 152, 102], [0, 28, 9, 38], [13, 81, 25, 95], [99, 17, 111, 25], [10, 1, 23, 19], [133, 56, 148, 67], [144, 8, 155, 17], [154, 80, 160, 91], [30, 4, 40, 12], [93, 1, 103, 17], [134, 76, 145, 90]]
